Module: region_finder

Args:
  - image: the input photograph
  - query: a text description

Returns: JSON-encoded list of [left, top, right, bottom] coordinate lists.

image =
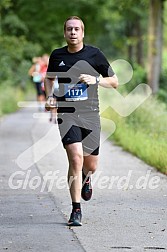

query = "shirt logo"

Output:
[[59, 61, 65, 66]]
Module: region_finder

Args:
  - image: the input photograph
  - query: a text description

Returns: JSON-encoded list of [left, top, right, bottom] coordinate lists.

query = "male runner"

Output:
[[44, 16, 118, 226]]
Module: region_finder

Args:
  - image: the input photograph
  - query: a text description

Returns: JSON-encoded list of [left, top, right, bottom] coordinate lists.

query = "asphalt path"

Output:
[[0, 107, 167, 252]]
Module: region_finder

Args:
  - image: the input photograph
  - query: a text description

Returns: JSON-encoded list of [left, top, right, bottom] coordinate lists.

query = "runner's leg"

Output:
[[83, 154, 99, 176], [65, 142, 83, 202]]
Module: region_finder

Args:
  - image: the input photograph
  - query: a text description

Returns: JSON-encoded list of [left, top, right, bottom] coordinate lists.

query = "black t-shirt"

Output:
[[47, 45, 114, 113]]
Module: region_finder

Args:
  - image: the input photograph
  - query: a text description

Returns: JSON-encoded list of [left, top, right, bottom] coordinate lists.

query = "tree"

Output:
[[0, 0, 41, 86], [111, 0, 148, 65], [147, 0, 165, 94]]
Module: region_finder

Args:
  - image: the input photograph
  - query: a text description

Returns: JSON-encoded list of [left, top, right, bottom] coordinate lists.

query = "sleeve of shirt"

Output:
[[95, 49, 115, 77]]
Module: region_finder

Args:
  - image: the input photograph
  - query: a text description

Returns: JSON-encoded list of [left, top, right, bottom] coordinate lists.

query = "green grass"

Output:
[[0, 86, 22, 116], [0, 81, 35, 116], [99, 87, 167, 174]]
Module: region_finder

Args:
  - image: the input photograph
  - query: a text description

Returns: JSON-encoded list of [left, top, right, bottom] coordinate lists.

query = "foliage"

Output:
[[7, 0, 149, 56], [125, 63, 147, 92], [0, 0, 150, 88], [2, 11, 28, 36], [156, 88, 167, 104], [0, 80, 35, 116], [0, 35, 42, 86], [163, 0, 167, 45], [99, 89, 167, 174], [0, 84, 24, 115], [0, 1, 42, 87]]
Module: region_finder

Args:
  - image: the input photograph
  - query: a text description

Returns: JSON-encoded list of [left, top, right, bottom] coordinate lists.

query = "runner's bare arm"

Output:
[[44, 77, 57, 110], [28, 64, 35, 76], [44, 77, 55, 98], [79, 74, 118, 88]]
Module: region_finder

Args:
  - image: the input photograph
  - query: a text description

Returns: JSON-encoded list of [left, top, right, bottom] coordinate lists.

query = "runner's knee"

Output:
[[83, 161, 97, 174], [68, 153, 83, 172]]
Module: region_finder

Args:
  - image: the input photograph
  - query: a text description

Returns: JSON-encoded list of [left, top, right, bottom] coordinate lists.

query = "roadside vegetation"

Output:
[[0, 83, 34, 117], [99, 66, 167, 175]]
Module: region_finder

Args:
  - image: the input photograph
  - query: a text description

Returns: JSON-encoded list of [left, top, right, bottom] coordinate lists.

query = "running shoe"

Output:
[[81, 171, 92, 201], [68, 209, 82, 226]]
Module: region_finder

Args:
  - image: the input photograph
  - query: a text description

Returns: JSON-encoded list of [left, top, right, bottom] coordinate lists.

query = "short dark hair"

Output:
[[64, 16, 84, 31]]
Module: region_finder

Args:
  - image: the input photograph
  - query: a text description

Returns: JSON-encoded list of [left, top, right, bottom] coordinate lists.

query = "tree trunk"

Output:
[[126, 20, 143, 67], [135, 20, 143, 66], [126, 22, 135, 64], [147, 0, 164, 94]]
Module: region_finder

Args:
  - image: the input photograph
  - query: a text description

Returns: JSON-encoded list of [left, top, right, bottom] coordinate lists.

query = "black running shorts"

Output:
[[35, 82, 45, 96], [57, 112, 101, 155]]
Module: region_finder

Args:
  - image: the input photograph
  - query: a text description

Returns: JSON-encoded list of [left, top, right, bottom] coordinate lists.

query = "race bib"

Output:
[[64, 83, 88, 101]]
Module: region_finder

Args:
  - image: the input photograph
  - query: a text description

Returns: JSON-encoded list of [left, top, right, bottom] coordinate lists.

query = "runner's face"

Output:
[[64, 19, 84, 47]]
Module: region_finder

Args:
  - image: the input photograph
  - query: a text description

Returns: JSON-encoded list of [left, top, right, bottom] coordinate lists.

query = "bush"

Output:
[[0, 82, 35, 116], [0, 35, 42, 87], [157, 89, 167, 104], [0, 85, 23, 116], [125, 63, 147, 92], [99, 87, 167, 174]]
